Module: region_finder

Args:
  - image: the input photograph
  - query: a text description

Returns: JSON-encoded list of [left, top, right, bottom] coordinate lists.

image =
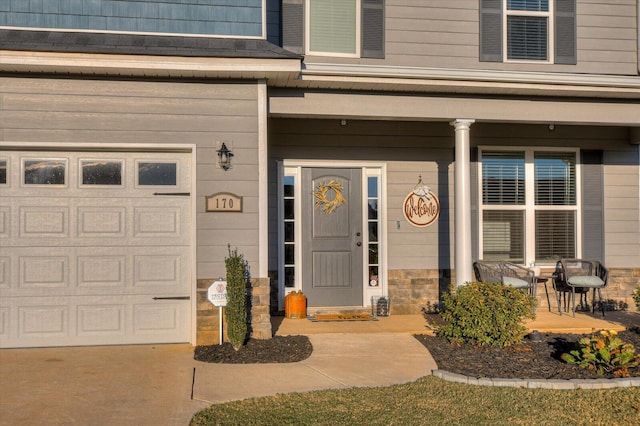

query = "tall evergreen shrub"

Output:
[[225, 246, 247, 351]]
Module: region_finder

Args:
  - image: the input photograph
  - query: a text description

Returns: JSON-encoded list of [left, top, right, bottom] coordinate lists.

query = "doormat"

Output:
[[307, 314, 378, 322]]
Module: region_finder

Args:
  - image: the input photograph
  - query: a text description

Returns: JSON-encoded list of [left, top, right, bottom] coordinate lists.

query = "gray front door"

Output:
[[301, 168, 363, 307]]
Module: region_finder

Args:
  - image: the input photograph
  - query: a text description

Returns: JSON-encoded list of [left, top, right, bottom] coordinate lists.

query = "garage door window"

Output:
[[0, 159, 6, 184], [24, 159, 66, 185], [81, 160, 123, 185], [137, 162, 177, 186]]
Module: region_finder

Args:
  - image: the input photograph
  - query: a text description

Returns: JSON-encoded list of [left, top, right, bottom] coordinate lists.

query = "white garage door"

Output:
[[0, 150, 192, 348]]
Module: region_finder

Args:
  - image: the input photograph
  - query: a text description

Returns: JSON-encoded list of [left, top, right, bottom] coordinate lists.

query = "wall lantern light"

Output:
[[217, 142, 233, 171]]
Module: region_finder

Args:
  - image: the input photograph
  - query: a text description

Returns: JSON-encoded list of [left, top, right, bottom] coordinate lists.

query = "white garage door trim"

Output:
[[0, 142, 196, 347]]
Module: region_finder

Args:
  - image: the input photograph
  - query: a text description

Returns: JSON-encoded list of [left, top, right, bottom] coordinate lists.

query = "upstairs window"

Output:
[[282, 0, 384, 58], [506, 0, 550, 61], [480, 0, 576, 64], [308, 0, 358, 56]]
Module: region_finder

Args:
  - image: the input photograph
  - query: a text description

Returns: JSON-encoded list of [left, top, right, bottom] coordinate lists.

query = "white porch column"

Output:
[[450, 119, 475, 286]]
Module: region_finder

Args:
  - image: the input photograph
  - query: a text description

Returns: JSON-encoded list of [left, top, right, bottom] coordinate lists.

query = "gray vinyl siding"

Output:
[[310, 0, 638, 76], [0, 0, 264, 37], [268, 118, 640, 273], [268, 118, 457, 272], [603, 147, 640, 268], [0, 76, 262, 279]]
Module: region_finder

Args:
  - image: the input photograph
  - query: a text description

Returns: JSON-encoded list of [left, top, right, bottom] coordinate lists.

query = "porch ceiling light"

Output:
[[217, 142, 233, 171]]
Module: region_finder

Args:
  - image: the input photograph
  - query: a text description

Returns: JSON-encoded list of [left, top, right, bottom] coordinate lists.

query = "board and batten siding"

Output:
[[310, 0, 638, 77], [0, 76, 262, 280]]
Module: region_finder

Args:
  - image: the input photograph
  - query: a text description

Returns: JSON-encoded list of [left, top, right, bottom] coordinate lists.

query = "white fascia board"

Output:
[[301, 63, 640, 98], [0, 50, 301, 77]]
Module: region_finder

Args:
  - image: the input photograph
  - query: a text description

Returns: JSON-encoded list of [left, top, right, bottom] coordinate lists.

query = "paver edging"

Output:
[[432, 370, 640, 389]]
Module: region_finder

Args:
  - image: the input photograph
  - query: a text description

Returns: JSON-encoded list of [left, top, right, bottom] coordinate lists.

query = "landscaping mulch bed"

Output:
[[194, 335, 313, 364], [194, 328, 640, 380], [414, 328, 640, 380]]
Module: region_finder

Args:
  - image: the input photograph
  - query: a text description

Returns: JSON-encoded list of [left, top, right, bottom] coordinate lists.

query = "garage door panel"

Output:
[[0, 206, 9, 238], [78, 255, 126, 288], [0, 256, 9, 289], [20, 206, 69, 237], [77, 304, 126, 336], [20, 256, 69, 288], [20, 304, 69, 338], [134, 302, 182, 333], [0, 307, 9, 339], [0, 150, 192, 348], [77, 206, 126, 238], [1, 296, 189, 347]]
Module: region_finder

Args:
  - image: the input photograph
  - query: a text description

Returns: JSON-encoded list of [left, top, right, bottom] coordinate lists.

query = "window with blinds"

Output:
[[535, 211, 576, 262], [534, 152, 576, 205], [480, 148, 578, 265], [308, 0, 357, 55], [483, 210, 525, 262], [482, 151, 525, 205], [506, 0, 550, 61]]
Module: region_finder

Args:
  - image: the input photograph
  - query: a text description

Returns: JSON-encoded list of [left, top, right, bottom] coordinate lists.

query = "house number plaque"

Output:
[[206, 192, 243, 212]]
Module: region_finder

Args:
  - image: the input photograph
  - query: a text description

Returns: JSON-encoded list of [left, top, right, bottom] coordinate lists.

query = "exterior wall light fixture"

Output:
[[217, 142, 233, 170]]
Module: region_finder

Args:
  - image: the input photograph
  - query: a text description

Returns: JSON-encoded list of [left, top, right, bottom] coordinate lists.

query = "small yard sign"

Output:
[[207, 280, 228, 307]]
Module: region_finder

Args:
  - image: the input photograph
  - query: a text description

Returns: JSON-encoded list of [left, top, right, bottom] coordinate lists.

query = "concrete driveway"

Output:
[[0, 333, 435, 425]]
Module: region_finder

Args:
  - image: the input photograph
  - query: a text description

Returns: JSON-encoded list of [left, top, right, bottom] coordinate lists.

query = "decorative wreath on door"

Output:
[[314, 179, 347, 214]]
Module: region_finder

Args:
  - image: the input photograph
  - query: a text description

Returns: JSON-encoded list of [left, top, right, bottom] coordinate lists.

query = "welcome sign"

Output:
[[403, 178, 440, 227]]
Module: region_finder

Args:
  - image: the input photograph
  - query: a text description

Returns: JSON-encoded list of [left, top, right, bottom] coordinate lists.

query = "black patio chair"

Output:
[[473, 260, 535, 295], [473, 260, 502, 283], [552, 261, 588, 315], [554, 259, 609, 317]]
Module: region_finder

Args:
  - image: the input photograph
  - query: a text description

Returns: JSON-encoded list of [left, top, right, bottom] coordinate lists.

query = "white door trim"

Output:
[[279, 160, 388, 309]]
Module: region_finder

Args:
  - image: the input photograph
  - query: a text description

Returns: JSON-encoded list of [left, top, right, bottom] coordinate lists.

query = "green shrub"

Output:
[[436, 281, 537, 347], [225, 246, 248, 351], [633, 287, 640, 311], [561, 330, 640, 377]]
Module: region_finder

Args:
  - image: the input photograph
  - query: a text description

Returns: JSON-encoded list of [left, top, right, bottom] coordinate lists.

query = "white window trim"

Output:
[[305, 0, 361, 58], [278, 160, 387, 308], [78, 158, 125, 188], [21, 156, 68, 188], [478, 146, 581, 266], [503, 0, 555, 64]]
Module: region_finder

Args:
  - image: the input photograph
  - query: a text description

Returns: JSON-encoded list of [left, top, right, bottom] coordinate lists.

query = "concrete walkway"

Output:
[[0, 333, 435, 426]]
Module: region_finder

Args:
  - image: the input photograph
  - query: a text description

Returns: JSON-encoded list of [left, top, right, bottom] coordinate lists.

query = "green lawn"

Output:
[[191, 376, 640, 425]]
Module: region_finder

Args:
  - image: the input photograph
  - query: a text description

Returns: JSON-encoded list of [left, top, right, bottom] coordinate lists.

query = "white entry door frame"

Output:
[[278, 160, 388, 311]]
